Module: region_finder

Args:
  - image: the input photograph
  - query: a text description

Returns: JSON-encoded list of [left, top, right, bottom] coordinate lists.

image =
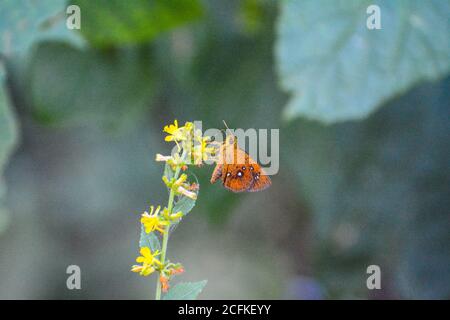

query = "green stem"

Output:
[[155, 161, 183, 300]]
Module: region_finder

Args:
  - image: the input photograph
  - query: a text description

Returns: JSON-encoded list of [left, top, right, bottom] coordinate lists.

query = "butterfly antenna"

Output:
[[222, 120, 233, 135]]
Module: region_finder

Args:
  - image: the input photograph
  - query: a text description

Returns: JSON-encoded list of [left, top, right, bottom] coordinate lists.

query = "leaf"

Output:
[[72, 0, 204, 48], [284, 77, 450, 298], [0, 0, 82, 56], [0, 76, 17, 166], [139, 224, 161, 252], [276, 0, 450, 123], [163, 162, 174, 181], [28, 41, 155, 127], [173, 195, 196, 216], [0, 71, 19, 232], [162, 280, 207, 300]]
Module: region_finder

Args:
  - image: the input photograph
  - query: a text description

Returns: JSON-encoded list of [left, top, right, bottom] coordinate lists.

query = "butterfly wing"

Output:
[[211, 133, 272, 193], [222, 164, 254, 193], [248, 167, 271, 192], [245, 152, 271, 192], [210, 164, 223, 184]]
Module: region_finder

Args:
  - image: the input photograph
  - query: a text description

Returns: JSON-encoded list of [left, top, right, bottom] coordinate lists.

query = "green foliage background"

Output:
[[0, 0, 449, 299]]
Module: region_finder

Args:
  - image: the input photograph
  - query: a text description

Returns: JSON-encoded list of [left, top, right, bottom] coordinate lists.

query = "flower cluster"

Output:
[[131, 205, 184, 281], [132, 120, 212, 298], [156, 120, 215, 168]]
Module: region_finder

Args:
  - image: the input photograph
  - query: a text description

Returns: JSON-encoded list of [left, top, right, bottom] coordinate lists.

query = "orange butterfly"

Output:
[[210, 124, 271, 193]]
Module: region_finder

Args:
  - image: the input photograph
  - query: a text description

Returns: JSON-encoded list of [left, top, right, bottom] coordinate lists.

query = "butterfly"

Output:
[[210, 125, 271, 193]]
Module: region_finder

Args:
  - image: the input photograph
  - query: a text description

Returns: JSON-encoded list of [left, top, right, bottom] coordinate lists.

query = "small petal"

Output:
[[131, 265, 143, 273], [140, 247, 151, 257], [177, 186, 197, 200]]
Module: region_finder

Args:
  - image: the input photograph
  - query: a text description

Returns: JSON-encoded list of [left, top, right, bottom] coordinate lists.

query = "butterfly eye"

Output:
[[237, 170, 243, 177], [249, 166, 254, 171], [242, 166, 246, 170], [226, 172, 231, 177]]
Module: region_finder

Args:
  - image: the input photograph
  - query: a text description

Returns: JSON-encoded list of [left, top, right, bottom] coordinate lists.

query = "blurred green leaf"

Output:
[[239, 0, 266, 35], [28, 41, 155, 127], [0, 72, 19, 231], [139, 224, 161, 252], [163, 280, 207, 300], [276, 0, 450, 123], [0, 77, 17, 166], [188, 33, 281, 128], [0, 0, 82, 56], [72, 0, 204, 48], [152, 0, 283, 129], [284, 76, 450, 298]]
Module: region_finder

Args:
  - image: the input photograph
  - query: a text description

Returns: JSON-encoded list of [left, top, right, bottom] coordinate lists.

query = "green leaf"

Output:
[[163, 280, 207, 300], [28, 41, 155, 127], [173, 195, 196, 216], [0, 0, 82, 56], [283, 77, 450, 298], [0, 72, 19, 233], [139, 224, 161, 252], [163, 162, 174, 181], [0, 77, 17, 165], [72, 0, 204, 47], [276, 0, 450, 123]]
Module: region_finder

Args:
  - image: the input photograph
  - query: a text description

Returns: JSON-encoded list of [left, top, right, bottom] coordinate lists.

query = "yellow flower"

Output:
[[163, 120, 197, 152], [193, 135, 215, 164], [136, 247, 161, 266], [184, 121, 194, 133], [131, 264, 155, 276], [131, 247, 162, 276], [163, 208, 183, 222], [163, 120, 182, 141], [163, 120, 194, 142], [141, 206, 169, 234], [174, 173, 188, 187]]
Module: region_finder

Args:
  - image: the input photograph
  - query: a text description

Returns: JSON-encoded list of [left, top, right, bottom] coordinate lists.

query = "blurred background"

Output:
[[0, 0, 449, 299]]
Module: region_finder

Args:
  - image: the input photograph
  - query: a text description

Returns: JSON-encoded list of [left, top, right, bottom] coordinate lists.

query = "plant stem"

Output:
[[155, 163, 182, 300]]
